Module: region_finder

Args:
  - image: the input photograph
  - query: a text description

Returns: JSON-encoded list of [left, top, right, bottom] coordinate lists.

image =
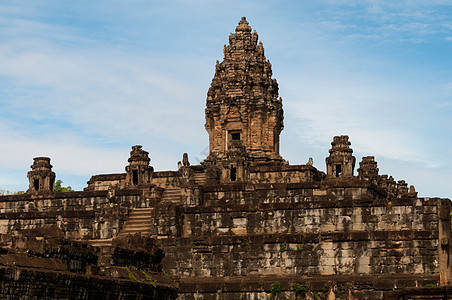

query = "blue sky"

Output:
[[0, 1, 451, 197]]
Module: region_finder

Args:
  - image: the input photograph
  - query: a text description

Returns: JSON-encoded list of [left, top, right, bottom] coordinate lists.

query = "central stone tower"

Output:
[[204, 17, 284, 174]]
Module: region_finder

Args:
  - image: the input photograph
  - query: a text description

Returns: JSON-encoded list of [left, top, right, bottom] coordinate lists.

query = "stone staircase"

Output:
[[88, 207, 154, 248], [117, 207, 153, 237], [161, 187, 181, 203], [193, 172, 206, 185]]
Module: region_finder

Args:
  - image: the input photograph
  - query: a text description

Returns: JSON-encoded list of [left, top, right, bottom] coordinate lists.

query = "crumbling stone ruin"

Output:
[[0, 17, 451, 299]]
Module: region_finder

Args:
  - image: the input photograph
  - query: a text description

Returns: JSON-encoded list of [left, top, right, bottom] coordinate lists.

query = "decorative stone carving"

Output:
[[27, 157, 55, 193], [182, 153, 190, 167]]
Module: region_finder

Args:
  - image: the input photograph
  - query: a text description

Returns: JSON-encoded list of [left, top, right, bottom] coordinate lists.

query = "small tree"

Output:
[[54, 180, 73, 192]]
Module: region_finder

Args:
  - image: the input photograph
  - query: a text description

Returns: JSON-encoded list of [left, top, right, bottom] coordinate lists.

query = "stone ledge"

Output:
[[385, 285, 452, 300], [249, 164, 319, 173], [0, 254, 66, 271], [0, 210, 96, 219], [203, 182, 320, 192], [153, 171, 179, 178], [184, 197, 437, 214], [0, 266, 177, 299], [87, 173, 126, 182], [161, 230, 438, 246], [178, 274, 439, 293], [0, 190, 108, 201]]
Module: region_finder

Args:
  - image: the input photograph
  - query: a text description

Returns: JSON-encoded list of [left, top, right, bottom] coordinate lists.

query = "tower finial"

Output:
[[236, 16, 251, 32]]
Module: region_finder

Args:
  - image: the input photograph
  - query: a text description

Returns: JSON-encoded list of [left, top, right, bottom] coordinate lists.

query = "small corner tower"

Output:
[[125, 145, 153, 186], [326, 135, 356, 178], [204, 17, 284, 166], [358, 156, 379, 184], [27, 157, 55, 193]]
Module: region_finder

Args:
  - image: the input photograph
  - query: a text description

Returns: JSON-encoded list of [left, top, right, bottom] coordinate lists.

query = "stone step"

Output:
[[119, 230, 151, 234], [162, 188, 181, 202], [119, 232, 151, 236], [89, 239, 113, 247], [132, 208, 154, 212], [121, 224, 152, 230], [193, 173, 206, 181], [119, 227, 151, 235], [129, 212, 153, 217], [127, 217, 151, 221], [127, 215, 152, 220], [117, 231, 151, 237], [123, 219, 152, 224], [164, 191, 180, 195], [128, 213, 153, 217], [127, 217, 152, 222]]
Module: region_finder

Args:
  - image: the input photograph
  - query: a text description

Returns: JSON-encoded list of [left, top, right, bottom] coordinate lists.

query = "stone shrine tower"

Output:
[[27, 157, 55, 193], [125, 145, 153, 186], [326, 135, 356, 178], [205, 17, 284, 170]]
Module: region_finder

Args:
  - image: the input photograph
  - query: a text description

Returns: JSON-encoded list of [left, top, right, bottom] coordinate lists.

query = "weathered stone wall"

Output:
[[248, 165, 324, 184], [183, 198, 438, 237], [86, 171, 181, 192], [0, 232, 177, 299], [161, 196, 441, 279], [1, 174, 450, 299], [176, 274, 439, 299], [201, 182, 384, 206], [151, 181, 450, 299], [85, 173, 125, 191], [0, 266, 177, 299], [0, 189, 158, 240]]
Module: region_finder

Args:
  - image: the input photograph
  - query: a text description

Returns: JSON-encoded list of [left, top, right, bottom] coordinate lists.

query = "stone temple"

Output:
[[0, 17, 451, 299]]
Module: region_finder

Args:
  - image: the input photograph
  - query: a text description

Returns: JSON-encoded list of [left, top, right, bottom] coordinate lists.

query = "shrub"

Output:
[[280, 242, 287, 252], [292, 283, 308, 295], [270, 282, 282, 295]]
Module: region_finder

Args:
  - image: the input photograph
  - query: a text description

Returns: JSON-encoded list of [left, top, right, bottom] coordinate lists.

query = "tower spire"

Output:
[[205, 17, 284, 169]]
